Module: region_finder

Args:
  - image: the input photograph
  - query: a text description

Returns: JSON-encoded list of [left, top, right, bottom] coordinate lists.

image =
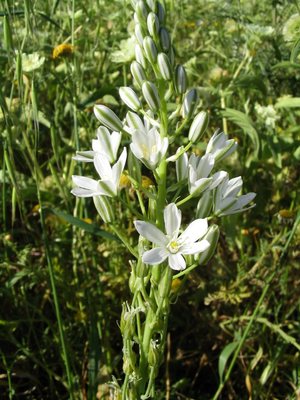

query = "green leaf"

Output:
[[290, 36, 300, 63], [44, 207, 119, 241], [218, 341, 239, 383], [272, 61, 300, 70], [275, 97, 300, 108], [221, 108, 260, 157]]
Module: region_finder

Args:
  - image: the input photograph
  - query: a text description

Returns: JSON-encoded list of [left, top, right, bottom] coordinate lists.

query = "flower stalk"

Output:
[[70, 0, 256, 397]]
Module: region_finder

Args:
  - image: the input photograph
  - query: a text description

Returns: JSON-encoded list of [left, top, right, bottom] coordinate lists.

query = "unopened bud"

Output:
[[119, 87, 141, 112], [130, 61, 146, 88], [146, 0, 156, 12], [157, 2, 165, 23], [147, 12, 159, 37], [159, 27, 170, 51], [135, 44, 147, 69], [93, 195, 114, 223], [188, 111, 209, 142], [128, 147, 142, 184], [175, 147, 188, 181], [196, 191, 213, 218], [135, 0, 148, 24], [142, 81, 160, 112], [175, 65, 188, 95], [168, 46, 175, 66], [135, 23, 144, 46], [126, 111, 145, 132], [197, 225, 219, 265], [182, 88, 199, 119], [148, 339, 160, 366], [94, 105, 123, 131], [143, 36, 158, 64], [157, 52, 172, 80]]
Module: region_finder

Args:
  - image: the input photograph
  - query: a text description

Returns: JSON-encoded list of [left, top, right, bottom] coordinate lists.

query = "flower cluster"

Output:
[[71, 0, 256, 272]]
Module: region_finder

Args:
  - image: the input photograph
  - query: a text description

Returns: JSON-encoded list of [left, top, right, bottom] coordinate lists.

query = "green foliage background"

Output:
[[0, 0, 299, 399]]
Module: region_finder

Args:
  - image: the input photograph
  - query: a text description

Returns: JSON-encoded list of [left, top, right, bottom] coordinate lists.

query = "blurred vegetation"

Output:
[[0, 0, 299, 399]]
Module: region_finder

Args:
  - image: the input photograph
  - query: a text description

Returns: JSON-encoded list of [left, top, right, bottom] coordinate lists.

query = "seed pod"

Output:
[[157, 52, 172, 80], [188, 111, 209, 142], [119, 86, 141, 112], [147, 12, 159, 37], [135, 23, 144, 46], [196, 190, 213, 218], [197, 224, 219, 265], [135, 44, 147, 69], [130, 61, 146, 88], [143, 36, 158, 64], [136, 0, 148, 24], [159, 27, 170, 52], [93, 195, 114, 223], [94, 104, 123, 131], [182, 88, 199, 119], [157, 2, 165, 23], [142, 81, 160, 112], [175, 64, 187, 95]]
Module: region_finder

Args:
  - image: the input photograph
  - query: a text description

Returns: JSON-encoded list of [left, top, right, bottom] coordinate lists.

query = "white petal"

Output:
[[209, 170, 227, 190], [160, 137, 169, 158], [71, 187, 95, 197], [134, 221, 168, 245], [72, 175, 99, 191], [73, 151, 95, 162], [168, 253, 186, 270], [180, 239, 210, 255], [190, 177, 213, 195], [112, 147, 127, 184], [215, 196, 236, 214], [164, 203, 181, 237], [142, 247, 168, 265], [98, 180, 116, 197], [94, 153, 112, 180], [224, 176, 242, 198], [180, 218, 208, 243]]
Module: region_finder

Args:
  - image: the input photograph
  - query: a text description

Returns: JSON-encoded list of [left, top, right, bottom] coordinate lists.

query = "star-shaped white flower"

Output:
[[134, 203, 210, 270], [130, 127, 168, 170], [71, 148, 127, 198], [214, 173, 256, 216], [73, 127, 121, 164], [206, 130, 237, 162]]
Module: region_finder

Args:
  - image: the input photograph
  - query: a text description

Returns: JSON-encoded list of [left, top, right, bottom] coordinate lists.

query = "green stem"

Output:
[[176, 193, 193, 207]]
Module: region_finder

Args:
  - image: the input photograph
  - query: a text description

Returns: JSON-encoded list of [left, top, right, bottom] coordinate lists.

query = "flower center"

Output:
[[168, 240, 179, 254]]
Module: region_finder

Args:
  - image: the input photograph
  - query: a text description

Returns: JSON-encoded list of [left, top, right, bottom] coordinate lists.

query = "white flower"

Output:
[[188, 153, 214, 195], [71, 148, 127, 197], [206, 130, 237, 162], [130, 127, 168, 170], [214, 173, 256, 216], [73, 127, 121, 163], [134, 203, 210, 271], [255, 103, 279, 129], [20, 52, 45, 72]]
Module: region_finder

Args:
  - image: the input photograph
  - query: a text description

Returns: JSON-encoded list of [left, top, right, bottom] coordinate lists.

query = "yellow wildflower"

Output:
[[141, 175, 154, 189], [119, 173, 132, 189], [52, 44, 74, 59]]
